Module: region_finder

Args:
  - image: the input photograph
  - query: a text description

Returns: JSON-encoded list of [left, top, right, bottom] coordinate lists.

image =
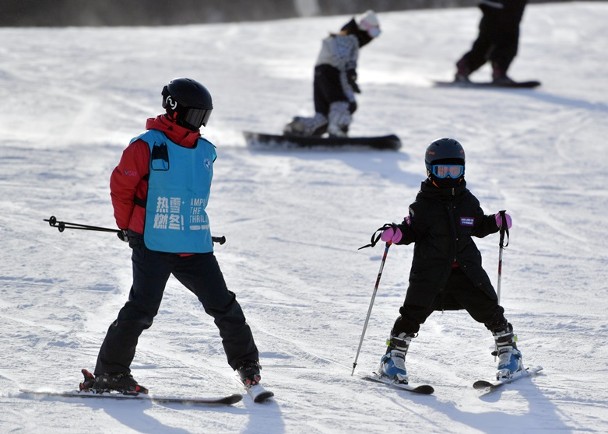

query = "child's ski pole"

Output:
[[352, 241, 391, 376], [496, 210, 510, 304]]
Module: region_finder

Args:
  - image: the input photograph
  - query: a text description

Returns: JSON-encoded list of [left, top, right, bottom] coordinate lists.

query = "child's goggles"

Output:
[[431, 164, 464, 179]]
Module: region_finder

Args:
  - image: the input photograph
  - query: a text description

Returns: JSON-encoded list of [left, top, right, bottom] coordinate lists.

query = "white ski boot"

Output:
[[379, 332, 413, 383], [492, 324, 523, 380]]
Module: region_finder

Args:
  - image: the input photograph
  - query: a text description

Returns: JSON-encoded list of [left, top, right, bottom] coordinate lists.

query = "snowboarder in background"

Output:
[[377, 138, 523, 383], [283, 10, 381, 138], [84, 78, 261, 394], [455, 0, 528, 84]]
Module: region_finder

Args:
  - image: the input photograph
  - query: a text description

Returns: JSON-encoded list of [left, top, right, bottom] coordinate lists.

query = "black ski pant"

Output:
[[392, 268, 508, 336], [457, 1, 527, 75], [95, 243, 259, 375], [313, 64, 357, 116]]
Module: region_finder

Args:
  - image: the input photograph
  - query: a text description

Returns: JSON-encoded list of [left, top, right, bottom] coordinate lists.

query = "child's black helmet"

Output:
[[162, 78, 213, 130], [425, 138, 466, 187]]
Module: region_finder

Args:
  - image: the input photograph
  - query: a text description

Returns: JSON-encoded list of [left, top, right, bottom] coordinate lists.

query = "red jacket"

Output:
[[110, 115, 202, 233]]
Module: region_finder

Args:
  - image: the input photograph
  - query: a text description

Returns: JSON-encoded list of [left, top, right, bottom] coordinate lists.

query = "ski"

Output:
[[362, 372, 434, 395], [473, 365, 543, 391], [19, 389, 243, 406], [245, 383, 275, 403], [434, 79, 541, 89]]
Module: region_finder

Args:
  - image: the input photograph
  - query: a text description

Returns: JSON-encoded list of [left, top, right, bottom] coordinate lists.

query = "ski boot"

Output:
[[89, 371, 149, 395], [492, 323, 523, 380], [283, 113, 327, 137], [379, 332, 414, 383], [237, 360, 262, 387]]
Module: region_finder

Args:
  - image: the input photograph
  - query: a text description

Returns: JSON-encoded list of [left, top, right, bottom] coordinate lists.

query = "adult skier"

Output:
[[455, 0, 528, 83], [85, 78, 262, 394], [377, 138, 523, 383], [283, 10, 381, 137]]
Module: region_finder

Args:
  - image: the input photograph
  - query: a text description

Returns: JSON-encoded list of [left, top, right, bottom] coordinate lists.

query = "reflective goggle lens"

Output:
[[432, 164, 464, 179], [184, 108, 212, 128]]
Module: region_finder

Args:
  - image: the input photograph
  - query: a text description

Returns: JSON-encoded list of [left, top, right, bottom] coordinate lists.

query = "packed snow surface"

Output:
[[1, 3, 607, 433]]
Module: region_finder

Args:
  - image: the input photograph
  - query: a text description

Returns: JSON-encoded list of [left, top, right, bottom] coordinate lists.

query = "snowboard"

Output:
[[434, 79, 541, 89], [243, 131, 402, 151]]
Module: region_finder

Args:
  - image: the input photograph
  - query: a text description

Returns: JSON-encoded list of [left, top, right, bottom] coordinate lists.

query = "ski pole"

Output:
[[44, 216, 119, 233], [351, 242, 391, 376], [44, 216, 227, 245], [496, 210, 510, 304]]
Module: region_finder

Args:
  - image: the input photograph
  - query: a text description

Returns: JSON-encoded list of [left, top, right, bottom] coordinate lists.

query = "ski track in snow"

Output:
[[1, 3, 607, 433]]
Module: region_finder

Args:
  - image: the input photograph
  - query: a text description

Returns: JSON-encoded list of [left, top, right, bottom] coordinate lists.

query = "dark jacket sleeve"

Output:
[[395, 204, 425, 245], [472, 207, 500, 238]]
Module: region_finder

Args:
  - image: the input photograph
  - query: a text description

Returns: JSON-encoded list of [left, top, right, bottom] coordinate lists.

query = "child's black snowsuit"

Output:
[[390, 179, 508, 335]]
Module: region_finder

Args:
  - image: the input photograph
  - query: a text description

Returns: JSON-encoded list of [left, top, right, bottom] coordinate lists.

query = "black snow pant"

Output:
[[313, 64, 357, 116], [95, 242, 259, 375], [391, 268, 508, 336], [457, 1, 527, 75]]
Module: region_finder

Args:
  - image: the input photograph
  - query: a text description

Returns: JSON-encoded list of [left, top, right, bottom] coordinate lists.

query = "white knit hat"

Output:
[[357, 10, 381, 38]]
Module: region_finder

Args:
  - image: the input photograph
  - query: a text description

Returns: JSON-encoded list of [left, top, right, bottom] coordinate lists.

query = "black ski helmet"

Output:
[[424, 138, 466, 187], [162, 78, 213, 130]]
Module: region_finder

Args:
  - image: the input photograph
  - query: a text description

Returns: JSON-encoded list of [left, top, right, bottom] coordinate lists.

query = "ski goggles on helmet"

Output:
[[431, 164, 464, 179], [184, 107, 212, 128]]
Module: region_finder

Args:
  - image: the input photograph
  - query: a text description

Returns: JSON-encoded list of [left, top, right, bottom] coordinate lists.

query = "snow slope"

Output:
[[1, 3, 607, 433]]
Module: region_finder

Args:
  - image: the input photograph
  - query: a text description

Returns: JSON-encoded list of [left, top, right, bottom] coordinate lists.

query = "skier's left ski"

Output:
[[473, 365, 543, 391], [19, 389, 243, 406], [362, 372, 434, 395]]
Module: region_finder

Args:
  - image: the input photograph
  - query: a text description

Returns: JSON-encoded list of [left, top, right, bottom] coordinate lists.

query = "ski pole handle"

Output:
[[496, 210, 509, 305], [497, 210, 509, 248], [212, 236, 226, 245]]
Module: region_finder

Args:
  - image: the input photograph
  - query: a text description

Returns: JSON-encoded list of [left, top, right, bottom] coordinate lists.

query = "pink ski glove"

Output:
[[381, 226, 403, 244], [495, 212, 512, 229]]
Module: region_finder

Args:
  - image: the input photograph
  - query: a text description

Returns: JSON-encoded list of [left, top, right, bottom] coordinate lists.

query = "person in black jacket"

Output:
[[377, 138, 523, 383], [455, 0, 528, 83]]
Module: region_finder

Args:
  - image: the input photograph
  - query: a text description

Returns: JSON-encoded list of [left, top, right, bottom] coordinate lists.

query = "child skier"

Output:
[[83, 78, 262, 394], [283, 10, 381, 138], [377, 137, 523, 383]]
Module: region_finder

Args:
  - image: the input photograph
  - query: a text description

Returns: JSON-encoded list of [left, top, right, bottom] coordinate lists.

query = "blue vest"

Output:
[[134, 130, 216, 253]]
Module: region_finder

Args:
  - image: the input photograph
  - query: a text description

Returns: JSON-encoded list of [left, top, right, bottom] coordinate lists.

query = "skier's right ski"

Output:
[[45, 368, 244, 406], [19, 389, 243, 406], [362, 372, 434, 395]]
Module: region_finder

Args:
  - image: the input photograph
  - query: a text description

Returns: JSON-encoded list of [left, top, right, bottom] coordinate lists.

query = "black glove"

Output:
[[117, 229, 129, 242], [347, 69, 361, 94]]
